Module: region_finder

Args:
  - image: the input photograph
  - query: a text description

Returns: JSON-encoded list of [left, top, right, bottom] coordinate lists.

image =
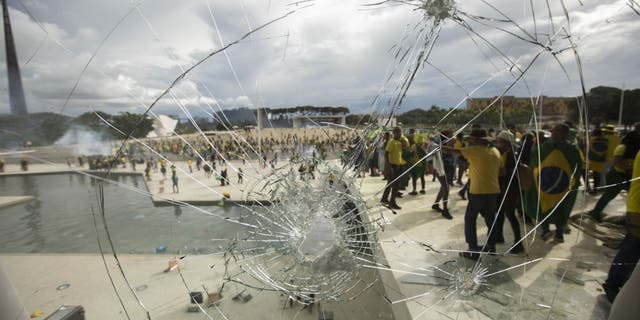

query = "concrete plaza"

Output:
[[0, 158, 628, 319]]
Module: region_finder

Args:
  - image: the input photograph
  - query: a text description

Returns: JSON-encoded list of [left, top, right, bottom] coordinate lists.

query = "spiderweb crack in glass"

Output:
[[232, 170, 382, 303], [421, 0, 456, 22]]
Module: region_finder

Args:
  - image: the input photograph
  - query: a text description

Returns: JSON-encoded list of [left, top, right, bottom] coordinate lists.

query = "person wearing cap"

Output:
[[602, 149, 640, 303], [525, 124, 582, 243], [588, 131, 640, 222], [493, 130, 524, 253], [381, 127, 408, 210], [456, 128, 501, 259]]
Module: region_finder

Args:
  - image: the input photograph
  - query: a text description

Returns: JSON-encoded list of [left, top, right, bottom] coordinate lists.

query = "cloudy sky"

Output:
[[1, 0, 639, 116]]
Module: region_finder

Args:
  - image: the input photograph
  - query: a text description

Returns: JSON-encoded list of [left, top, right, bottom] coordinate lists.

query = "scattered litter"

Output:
[[576, 261, 596, 271], [154, 245, 166, 253], [163, 257, 178, 273], [135, 284, 148, 292], [186, 305, 200, 313], [30, 311, 43, 318], [232, 289, 252, 303], [232, 289, 247, 301], [206, 292, 223, 307], [190, 291, 204, 304], [56, 283, 70, 291]]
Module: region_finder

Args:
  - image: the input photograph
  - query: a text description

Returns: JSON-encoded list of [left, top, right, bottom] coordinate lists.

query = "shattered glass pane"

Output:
[[1, 0, 639, 319]]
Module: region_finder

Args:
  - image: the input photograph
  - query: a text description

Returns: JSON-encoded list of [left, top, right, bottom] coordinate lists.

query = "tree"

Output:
[[0, 112, 72, 148], [73, 111, 112, 133], [567, 86, 640, 125], [111, 112, 154, 138]]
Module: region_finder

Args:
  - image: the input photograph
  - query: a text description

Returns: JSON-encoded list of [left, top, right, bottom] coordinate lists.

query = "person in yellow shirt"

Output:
[[381, 127, 408, 210], [602, 149, 640, 303], [588, 131, 640, 222], [457, 128, 501, 259]]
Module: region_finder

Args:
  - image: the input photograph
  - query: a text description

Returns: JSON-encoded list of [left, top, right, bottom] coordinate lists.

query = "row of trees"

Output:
[[568, 86, 640, 126], [396, 104, 534, 128], [74, 111, 154, 138], [349, 86, 639, 128], [0, 111, 156, 148]]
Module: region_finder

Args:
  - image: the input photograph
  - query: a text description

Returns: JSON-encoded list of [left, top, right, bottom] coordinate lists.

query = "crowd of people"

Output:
[[1, 120, 638, 310], [65, 128, 358, 192], [373, 122, 640, 305]]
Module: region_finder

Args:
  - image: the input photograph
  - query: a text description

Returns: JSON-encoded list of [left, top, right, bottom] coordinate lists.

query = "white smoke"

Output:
[[54, 125, 113, 155]]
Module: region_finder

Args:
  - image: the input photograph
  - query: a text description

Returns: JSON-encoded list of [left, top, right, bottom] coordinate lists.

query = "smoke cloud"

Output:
[[54, 125, 112, 155]]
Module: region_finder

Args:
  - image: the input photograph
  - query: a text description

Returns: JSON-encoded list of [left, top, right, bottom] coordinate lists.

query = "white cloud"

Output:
[[0, 0, 638, 117], [222, 95, 253, 108]]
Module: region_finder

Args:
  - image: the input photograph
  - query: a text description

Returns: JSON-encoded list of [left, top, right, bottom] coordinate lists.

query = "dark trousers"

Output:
[[592, 171, 602, 190], [542, 220, 564, 240], [435, 175, 449, 209], [457, 159, 468, 184], [382, 164, 402, 205], [495, 205, 521, 243], [592, 170, 630, 215], [604, 231, 640, 300], [411, 174, 425, 192], [444, 165, 455, 186], [460, 180, 470, 197], [464, 193, 498, 250]]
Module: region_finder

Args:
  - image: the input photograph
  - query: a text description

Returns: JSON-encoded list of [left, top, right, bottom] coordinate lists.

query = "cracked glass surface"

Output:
[[0, 0, 638, 319]]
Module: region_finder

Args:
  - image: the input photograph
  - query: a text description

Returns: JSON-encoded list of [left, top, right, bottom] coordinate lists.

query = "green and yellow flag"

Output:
[[524, 140, 582, 224]]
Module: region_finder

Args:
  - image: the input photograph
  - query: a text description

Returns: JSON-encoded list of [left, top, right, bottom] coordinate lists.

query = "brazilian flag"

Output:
[[588, 136, 608, 172], [524, 140, 582, 224]]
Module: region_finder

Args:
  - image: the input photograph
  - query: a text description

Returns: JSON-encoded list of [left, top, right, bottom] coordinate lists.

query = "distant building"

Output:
[[291, 115, 346, 128], [466, 96, 571, 115]]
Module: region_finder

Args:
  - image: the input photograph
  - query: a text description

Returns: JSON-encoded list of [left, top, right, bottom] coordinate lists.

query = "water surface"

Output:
[[0, 173, 249, 254]]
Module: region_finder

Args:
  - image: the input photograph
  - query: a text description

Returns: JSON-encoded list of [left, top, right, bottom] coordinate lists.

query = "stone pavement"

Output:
[[0, 159, 629, 319]]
